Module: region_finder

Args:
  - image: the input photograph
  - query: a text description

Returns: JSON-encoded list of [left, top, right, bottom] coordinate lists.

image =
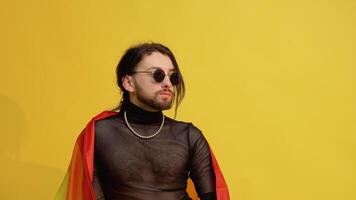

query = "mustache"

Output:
[[156, 89, 174, 96], [158, 89, 173, 94]]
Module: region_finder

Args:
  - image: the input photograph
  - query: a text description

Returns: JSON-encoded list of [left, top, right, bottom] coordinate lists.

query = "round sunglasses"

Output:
[[131, 68, 179, 85]]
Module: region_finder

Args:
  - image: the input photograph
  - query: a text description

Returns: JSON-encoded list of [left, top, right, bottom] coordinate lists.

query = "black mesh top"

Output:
[[93, 100, 217, 200]]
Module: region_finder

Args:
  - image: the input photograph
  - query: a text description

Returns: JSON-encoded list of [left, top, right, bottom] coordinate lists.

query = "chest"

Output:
[[95, 130, 190, 184]]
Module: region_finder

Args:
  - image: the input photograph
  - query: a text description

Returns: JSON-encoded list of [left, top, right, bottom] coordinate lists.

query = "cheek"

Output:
[[135, 82, 159, 96]]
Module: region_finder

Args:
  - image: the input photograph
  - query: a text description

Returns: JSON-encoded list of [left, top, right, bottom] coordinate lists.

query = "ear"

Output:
[[122, 75, 136, 92]]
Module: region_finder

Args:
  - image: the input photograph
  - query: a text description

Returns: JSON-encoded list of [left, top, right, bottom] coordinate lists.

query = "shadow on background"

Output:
[[0, 95, 64, 199]]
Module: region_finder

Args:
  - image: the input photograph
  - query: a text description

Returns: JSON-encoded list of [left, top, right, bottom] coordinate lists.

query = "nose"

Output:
[[161, 73, 173, 88]]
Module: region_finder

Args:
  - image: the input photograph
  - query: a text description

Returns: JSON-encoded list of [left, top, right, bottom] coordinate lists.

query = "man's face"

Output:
[[129, 52, 176, 112]]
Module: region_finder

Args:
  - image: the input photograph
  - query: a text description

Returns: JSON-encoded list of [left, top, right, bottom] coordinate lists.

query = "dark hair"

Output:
[[113, 42, 185, 118]]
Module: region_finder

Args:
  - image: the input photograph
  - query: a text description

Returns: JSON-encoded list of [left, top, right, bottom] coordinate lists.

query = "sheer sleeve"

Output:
[[188, 123, 217, 200], [93, 156, 106, 199]]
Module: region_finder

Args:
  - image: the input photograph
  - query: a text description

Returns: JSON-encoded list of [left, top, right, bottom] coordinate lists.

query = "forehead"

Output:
[[136, 51, 175, 71]]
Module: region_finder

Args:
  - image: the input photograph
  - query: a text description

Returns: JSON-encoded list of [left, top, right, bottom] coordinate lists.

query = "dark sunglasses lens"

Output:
[[153, 69, 165, 83], [170, 73, 179, 85]]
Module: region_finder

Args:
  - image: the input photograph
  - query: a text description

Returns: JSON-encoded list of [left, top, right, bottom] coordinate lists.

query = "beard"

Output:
[[136, 87, 174, 111]]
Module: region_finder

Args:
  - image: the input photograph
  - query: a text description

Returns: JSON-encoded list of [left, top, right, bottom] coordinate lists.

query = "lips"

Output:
[[159, 91, 172, 97], [159, 92, 171, 96]]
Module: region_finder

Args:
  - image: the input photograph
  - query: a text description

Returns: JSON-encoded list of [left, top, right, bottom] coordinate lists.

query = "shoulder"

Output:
[[187, 123, 207, 145], [90, 111, 123, 138], [164, 116, 189, 125], [94, 111, 120, 125], [165, 117, 201, 132], [165, 116, 206, 143]]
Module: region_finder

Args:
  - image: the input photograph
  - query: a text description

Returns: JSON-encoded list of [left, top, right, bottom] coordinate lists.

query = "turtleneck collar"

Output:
[[119, 100, 163, 124]]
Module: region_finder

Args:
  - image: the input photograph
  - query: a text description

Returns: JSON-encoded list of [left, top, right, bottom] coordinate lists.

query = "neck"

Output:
[[119, 100, 163, 124]]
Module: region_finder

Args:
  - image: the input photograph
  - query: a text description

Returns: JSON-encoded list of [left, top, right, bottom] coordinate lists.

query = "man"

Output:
[[56, 43, 229, 200]]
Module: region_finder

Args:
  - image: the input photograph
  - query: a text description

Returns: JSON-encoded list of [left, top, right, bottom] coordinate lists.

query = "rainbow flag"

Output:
[[55, 111, 230, 200]]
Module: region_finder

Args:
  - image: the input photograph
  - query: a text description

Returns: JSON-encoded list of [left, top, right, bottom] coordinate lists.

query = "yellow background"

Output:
[[0, 0, 355, 199]]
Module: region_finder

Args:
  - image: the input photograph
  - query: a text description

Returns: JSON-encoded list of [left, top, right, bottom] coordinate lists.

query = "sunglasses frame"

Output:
[[131, 68, 179, 85]]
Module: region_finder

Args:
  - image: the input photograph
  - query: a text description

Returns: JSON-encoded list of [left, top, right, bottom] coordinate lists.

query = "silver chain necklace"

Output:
[[124, 110, 165, 139]]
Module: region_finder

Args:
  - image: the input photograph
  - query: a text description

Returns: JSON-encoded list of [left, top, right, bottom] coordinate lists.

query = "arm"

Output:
[[93, 124, 105, 200], [93, 160, 106, 200], [188, 124, 217, 200]]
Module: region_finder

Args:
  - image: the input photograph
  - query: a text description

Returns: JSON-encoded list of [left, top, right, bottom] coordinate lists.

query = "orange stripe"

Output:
[[187, 178, 199, 200]]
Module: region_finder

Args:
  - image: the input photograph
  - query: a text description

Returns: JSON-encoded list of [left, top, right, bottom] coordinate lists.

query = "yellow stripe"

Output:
[[54, 171, 68, 200]]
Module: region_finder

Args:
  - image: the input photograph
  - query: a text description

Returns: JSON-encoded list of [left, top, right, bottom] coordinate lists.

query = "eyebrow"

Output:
[[146, 66, 175, 71]]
